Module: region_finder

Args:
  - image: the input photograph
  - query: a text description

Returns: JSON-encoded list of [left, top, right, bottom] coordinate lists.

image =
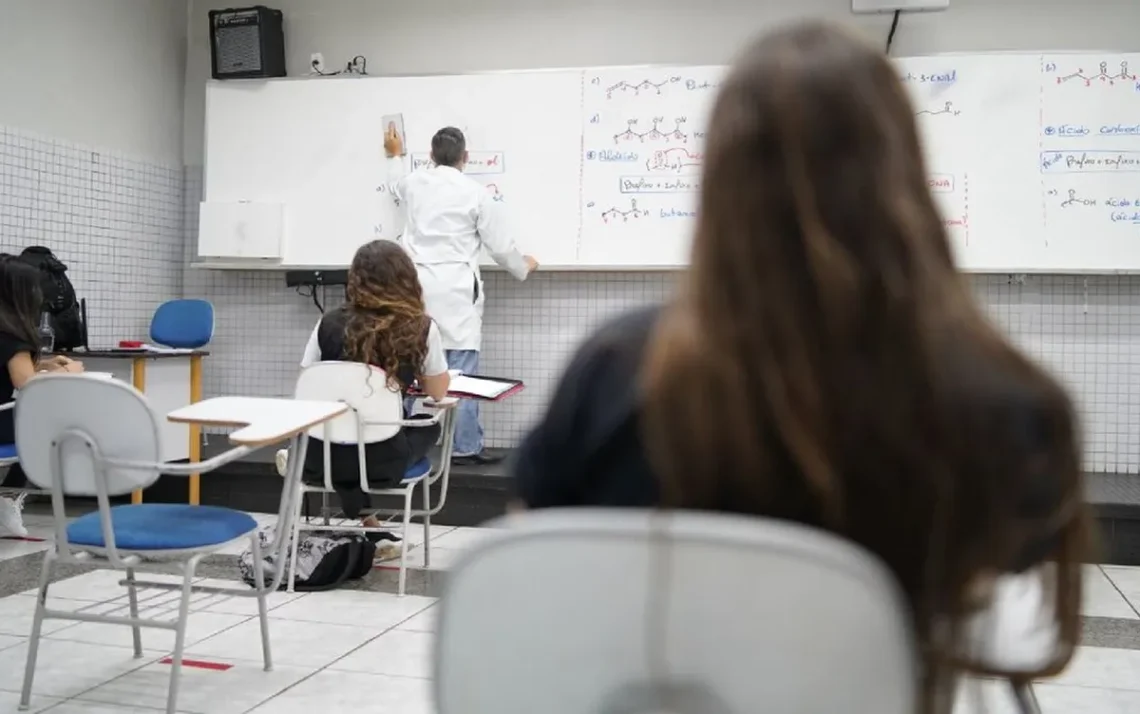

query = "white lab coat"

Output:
[[385, 159, 529, 351]]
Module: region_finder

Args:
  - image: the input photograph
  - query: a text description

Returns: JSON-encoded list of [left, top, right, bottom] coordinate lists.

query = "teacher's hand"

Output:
[[384, 122, 403, 158]]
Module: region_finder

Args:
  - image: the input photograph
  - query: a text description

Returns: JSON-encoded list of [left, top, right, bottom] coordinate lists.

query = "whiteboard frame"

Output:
[[198, 50, 1140, 274]]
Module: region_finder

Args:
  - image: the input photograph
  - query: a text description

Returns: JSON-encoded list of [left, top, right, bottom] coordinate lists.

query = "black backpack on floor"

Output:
[[239, 526, 378, 591], [18, 247, 84, 350]]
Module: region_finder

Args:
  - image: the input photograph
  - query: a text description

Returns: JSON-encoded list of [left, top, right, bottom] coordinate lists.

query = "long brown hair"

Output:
[[343, 240, 429, 389], [642, 21, 1090, 713]]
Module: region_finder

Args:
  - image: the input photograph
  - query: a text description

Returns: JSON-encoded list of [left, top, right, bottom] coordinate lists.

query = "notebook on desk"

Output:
[[412, 373, 524, 401]]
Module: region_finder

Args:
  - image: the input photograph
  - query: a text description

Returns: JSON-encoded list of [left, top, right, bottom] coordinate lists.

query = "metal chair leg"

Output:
[[250, 532, 273, 671], [165, 559, 199, 714], [19, 551, 55, 710], [422, 480, 432, 570], [1010, 678, 1040, 714], [125, 567, 143, 657]]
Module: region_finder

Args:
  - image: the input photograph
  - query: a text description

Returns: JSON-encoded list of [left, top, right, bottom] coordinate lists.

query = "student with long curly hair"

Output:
[[284, 240, 449, 532], [512, 21, 1091, 713]]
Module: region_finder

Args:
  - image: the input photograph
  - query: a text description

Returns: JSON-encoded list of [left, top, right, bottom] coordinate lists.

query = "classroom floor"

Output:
[[1, 512, 1140, 713]]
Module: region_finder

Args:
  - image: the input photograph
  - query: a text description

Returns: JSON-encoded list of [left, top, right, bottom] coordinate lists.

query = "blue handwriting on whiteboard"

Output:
[[587, 150, 639, 162], [901, 70, 957, 84], [1100, 124, 1140, 136], [659, 208, 697, 219], [1040, 150, 1140, 173], [1110, 211, 1140, 224], [1043, 125, 1090, 137]]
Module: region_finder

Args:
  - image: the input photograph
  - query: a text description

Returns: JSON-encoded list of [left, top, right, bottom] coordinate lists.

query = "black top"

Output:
[[0, 331, 33, 446], [303, 306, 427, 489], [514, 307, 661, 508], [512, 306, 1066, 572]]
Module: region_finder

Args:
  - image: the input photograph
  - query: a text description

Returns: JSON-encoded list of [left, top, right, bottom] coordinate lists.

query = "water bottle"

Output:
[[37, 313, 55, 354]]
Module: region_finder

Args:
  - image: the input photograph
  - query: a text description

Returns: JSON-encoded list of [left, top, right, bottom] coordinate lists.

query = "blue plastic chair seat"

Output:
[[67, 504, 257, 551], [0, 444, 16, 461], [402, 458, 431, 482]]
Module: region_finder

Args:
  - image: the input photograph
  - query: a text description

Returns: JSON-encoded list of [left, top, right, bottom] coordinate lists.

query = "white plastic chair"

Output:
[[435, 509, 917, 714], [289, 361, 458, 596], [14, 374, 312, 714]]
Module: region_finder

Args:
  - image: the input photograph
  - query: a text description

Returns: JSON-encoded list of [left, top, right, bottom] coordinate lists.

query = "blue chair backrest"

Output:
[[151, 299, 214, 349]]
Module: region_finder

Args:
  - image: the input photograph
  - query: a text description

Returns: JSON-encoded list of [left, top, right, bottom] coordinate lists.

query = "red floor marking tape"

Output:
[[159, 657, 233, 671], [0, 535, 45, 542]]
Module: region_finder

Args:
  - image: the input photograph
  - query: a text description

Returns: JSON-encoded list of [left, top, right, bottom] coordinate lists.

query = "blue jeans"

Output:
[[447, 349, 483, 457]]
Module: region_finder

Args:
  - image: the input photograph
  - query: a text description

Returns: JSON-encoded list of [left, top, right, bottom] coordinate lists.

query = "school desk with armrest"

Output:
[[76, 350, 208, 504]]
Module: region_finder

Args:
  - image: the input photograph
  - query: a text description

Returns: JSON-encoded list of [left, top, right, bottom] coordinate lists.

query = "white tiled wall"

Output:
[[182, 167, 1140, 471], [0, 125, 183, 344]]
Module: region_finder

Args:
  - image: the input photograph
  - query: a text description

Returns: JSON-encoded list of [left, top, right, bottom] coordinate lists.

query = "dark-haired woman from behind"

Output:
[[512, 21, 1091, 714], [277, 240, 450, 544], [0, 254, 83, 537]]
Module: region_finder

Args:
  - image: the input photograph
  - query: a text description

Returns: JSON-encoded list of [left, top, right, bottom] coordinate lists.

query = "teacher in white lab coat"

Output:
[[383, 125, 538, 465]]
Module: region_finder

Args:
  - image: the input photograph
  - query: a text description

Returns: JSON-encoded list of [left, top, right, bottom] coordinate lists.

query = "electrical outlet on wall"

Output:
[[852, 0, 949, 11], [310, 52, 325, 73]]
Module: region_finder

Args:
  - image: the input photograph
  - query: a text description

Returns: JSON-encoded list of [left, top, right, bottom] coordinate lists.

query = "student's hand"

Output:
[[384, 122, 403, 158], [524, 255, 539, 274], [40, 355, 69, 369], [62, 359, 84, 374]]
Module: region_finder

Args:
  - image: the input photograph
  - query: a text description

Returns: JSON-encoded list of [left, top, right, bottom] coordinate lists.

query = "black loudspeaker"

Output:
[[208, 6, 286, 80]]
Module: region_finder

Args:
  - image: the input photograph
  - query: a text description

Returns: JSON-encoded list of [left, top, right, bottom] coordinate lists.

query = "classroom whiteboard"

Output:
[[203, 53, 1140, 272]]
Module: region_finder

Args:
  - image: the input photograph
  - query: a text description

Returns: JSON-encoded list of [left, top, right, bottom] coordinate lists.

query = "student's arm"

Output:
[[6, 352, 82, 390], [476, 191, 537, 281], [417, 322, 451, 402], [300, 321, 321, 369]]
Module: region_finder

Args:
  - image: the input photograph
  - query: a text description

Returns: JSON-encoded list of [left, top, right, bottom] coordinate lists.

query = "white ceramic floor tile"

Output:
[[0, 537, 51, 561], [186, 617, 384, 668], [31, 570, 198, 604], [77, 657, 316, 714], [1037, 683, 1140, 713], [0, 595, 87, 637], [0, 639, 160, 698], [429, 527, 495, 550], [1102, 566, 1140, 614], [38, 702, 174, 713], [0, 689, 63, 713], [381, 546, 467, 572], [0, 633, 24, 652], [181, 579, 307, 617], [329, 629, 433, 677], [1050, 646, 1140, 690], [396, 605, 438, 633], [1081, 566, 1137, 620], [44, 607, 250, 653], [266, 589, 435, 628], [247, 670, 432, 714]]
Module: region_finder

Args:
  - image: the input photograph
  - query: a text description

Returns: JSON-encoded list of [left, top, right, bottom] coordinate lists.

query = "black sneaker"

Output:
[[451, 451, 505, 467]]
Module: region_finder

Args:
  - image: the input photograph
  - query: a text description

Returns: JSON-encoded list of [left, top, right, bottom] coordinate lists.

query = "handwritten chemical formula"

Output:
[[645, 148, 703, 173], [484, 183, 505, 202], [613, 117, 688, 144], [1047, 61, 1139, 88], [590, 199, 649, 223], [917, 102, 961, 118], [591, 74, 721, 99]]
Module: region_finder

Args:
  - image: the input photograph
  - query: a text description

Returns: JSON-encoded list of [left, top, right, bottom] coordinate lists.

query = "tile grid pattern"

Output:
[[2, 132, 1138, 472], [0, 126, 183, 345], [4, 516, 1140, 712], [184, 167, 1140, 469]]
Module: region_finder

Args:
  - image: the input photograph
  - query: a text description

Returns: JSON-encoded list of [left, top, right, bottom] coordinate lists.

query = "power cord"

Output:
[[310, 55, 369, 76], [885, 10, 901, 55]]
